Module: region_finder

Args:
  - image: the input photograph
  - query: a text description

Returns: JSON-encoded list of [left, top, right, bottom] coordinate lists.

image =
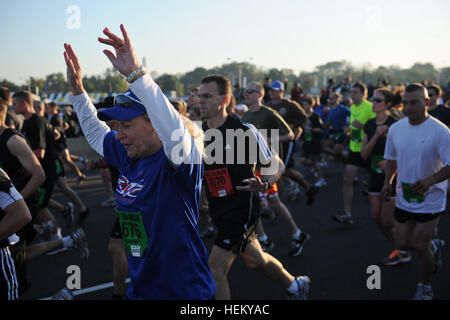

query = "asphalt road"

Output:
[[20, 157, 450, 301]]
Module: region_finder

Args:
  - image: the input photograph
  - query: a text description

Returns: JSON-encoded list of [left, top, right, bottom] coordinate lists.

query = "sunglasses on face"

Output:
[[114, 94, 145, 108], [372, 98, 385, 103], [245, 89, 259, 94]]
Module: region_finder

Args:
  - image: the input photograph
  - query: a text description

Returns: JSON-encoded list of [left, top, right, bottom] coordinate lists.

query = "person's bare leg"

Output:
[[208, 245, 237, 300]]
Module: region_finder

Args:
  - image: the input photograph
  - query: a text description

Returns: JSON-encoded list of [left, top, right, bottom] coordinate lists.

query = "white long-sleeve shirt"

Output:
[[69, 73, 199, 167]]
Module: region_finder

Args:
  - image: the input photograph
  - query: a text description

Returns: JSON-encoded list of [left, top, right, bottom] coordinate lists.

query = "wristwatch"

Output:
[[126, 66, 146, 83]]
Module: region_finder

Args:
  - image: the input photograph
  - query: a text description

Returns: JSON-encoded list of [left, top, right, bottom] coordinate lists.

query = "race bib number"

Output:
[[116, 210, 149, 257], [205, 167, 234, 198], [350, 128, 362, 143], [401, 182, 425, 204]]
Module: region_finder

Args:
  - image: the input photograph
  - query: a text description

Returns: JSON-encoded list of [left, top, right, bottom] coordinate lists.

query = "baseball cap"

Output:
[[97, 89, 146, 121], [270, 80, 284, 91]]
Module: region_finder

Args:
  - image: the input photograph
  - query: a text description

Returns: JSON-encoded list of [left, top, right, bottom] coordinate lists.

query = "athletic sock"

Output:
[[292, 229, 301, 240], [287, 278, 299, 294], [418, 283, 432, 290], [258, 234, 268, 242]]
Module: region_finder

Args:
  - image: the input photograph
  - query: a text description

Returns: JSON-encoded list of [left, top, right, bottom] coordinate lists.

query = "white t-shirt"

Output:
[[384, 116, 450, 213]]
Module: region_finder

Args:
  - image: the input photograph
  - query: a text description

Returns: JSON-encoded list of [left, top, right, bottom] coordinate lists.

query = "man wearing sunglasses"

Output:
[[64, 25, 215, 300], [241, 82, 311, 257], [266, 80, 319, 206], [427, 84, 450, 127]]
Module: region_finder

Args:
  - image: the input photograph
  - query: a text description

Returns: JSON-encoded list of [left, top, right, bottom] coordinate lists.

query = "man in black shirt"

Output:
[[427, 84, 450, 127], [46, 102, 86, 183], [200, 75, 310, 300], [12, 91, 61, 238]]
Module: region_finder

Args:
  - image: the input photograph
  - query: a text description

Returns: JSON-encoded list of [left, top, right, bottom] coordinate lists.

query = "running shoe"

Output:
[[62, 202, 75, 228], [77, 174, 87, 185], [432, 239, 445, 274], [287, 276, 310, 300], [289, 232, 311, 257], [318, 161, 328, 168], [79, 157, 88, 171], [306, 186, 319, 206], [71, 227, 89, 260], [77, 208, 91, 225], [412, 284, 433, 300], [288, 186, 302, 202], [382, 250, 411, 266], [314, 178, 327, 188], [39, 220, 55, 241], [332, 213, 354, 225], [51, 287, 74, 300], [259, 237, 275, 253]]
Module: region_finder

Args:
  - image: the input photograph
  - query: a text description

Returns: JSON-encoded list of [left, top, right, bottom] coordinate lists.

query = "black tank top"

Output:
[[0, 128, 32, 192]]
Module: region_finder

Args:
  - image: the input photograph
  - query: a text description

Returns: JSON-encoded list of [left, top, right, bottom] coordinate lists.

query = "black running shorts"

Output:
[[213, 209, 258, 254], [394, 207, 444, 223]]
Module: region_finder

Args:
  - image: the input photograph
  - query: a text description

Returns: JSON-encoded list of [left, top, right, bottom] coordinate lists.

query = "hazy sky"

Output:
[[1, 0, 449, 85]]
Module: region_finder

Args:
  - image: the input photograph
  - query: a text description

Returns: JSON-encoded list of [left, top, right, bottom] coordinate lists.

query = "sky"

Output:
[[1, 0, 449, 85]]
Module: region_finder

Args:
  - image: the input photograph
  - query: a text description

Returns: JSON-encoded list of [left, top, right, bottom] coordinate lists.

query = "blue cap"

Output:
[[98, 90, 146, 121], [270, 80, 284, 91]]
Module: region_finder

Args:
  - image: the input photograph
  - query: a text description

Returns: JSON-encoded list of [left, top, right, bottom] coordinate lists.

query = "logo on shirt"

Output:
[[117, 175, 145, 202]]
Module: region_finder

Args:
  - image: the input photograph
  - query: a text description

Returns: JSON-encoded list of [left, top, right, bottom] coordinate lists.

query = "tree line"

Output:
[[2, 60, 449, 98]]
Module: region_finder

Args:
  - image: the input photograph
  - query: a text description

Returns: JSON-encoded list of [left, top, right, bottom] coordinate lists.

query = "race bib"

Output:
[[401, 182, 425, 204], [371, 155, 384, 174], [350, 128, 362, 143], [304, 131, 312, 142], [116, 209, 149, 257], [205, 167, 234, 198]]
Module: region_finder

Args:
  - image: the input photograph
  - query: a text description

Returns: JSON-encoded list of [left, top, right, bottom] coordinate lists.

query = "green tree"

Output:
[[45, 73, 69, 92], [156, 74, 184, 97]]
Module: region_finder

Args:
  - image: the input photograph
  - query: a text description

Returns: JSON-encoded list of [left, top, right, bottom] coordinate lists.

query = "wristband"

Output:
[[261, 178, 271, 190], [126, 66, 146, 83]]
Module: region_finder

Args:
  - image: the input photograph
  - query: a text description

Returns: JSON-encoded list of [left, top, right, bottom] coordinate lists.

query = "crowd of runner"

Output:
[[0, 25, 449, 300]]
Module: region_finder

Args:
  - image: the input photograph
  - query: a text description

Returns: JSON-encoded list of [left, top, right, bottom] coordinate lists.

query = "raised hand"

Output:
[[63, 43, 85, 96], [98, 24, 141, 78]]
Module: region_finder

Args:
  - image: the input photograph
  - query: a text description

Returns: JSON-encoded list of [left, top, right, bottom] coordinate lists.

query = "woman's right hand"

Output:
[[63, 43, 85, 96]]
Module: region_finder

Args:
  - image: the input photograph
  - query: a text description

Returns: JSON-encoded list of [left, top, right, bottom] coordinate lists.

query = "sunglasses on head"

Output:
[[113, 94, 145, 108]]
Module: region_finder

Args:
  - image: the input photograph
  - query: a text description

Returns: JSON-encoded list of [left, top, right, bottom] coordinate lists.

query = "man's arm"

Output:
[[7, 135, 46, 199], [235, 155, 285, 193], [0, 173, 32, 241], [410, 166, 450, 195]]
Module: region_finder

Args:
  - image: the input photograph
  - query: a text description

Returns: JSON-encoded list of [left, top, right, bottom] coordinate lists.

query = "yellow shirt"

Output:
[[349, 100, 375, 152]]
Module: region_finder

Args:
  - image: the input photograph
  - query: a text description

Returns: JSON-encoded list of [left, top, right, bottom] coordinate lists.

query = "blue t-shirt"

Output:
[[328, 104, 350, 133], [103, 131, 215, 300]]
